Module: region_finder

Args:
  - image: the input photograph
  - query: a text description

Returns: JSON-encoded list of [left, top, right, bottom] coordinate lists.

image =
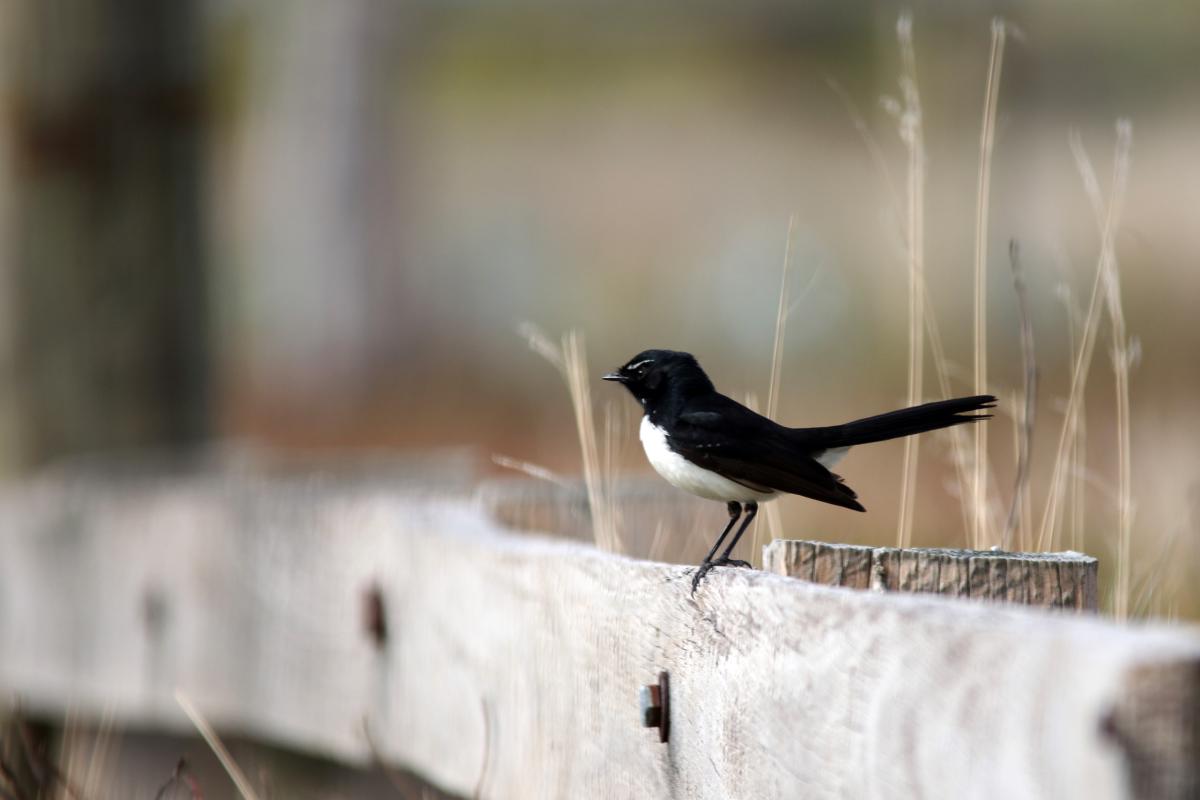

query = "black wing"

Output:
[[671, 397, 865, 512]]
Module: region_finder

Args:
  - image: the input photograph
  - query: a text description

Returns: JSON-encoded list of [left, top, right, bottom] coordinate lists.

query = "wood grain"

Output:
[[0, 477, 1195, 799], [764, 538, 1099, 611]]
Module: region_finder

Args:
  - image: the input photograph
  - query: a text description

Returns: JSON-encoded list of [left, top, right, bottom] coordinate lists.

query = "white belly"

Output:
[[639, 416, 776, 503]]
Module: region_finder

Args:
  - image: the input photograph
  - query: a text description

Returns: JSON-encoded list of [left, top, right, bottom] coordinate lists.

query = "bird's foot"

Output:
[[691, 558, 753, 594], [691, 561, 716, 594]]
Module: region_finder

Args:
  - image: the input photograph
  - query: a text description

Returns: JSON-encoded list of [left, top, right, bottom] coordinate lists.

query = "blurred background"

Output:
[[2, 0, 1199, 597], [0, 0, 1198, 791]]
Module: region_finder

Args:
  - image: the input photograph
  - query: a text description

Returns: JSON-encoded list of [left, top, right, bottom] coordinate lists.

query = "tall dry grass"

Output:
[[893, 14, 926, 551], [66, 712, 117, 800], [1054, 279, 1088, 554], [1004, 241, 1037, 552], [751, 214, 798, 566], [1068, 122, 1135, 618], [1036, 127, 1132, 556], [866, 17, 1143, 619], [885, 17, 983, 548], [971, 19, 1007, 549], [518, 322, 624, 553]]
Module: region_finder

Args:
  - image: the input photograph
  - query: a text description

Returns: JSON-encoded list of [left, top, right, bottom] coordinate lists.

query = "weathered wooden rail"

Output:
[[0, 476, 1198, 798]]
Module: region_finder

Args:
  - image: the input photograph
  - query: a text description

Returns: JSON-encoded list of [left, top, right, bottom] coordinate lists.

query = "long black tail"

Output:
[[800, 395, 996, 449]]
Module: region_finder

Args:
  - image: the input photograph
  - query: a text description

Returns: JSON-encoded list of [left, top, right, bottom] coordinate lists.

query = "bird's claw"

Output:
[[690, 558, 753, 594]]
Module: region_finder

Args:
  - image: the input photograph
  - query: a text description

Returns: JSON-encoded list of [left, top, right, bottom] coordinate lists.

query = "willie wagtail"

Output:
[[603, 349, 996, 592]]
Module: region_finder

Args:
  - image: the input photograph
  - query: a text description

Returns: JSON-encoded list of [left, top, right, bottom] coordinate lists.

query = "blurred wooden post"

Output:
[[3, 0, 208, 468], [764, 539, 1098, 611], [1106, 660, 1200, 798]]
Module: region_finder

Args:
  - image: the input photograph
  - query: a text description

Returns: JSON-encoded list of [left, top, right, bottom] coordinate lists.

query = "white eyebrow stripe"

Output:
[[627, 359, 654, 370]]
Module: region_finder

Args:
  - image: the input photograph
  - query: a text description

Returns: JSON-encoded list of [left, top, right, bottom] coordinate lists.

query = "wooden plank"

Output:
[[476, 477, 708, 557], [1105, 660, 1200, 798], [0, 478, 1196, 799], [764, 539, 1099, 611]]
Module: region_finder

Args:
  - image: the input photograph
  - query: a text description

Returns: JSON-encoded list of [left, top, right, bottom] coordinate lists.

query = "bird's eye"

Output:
[[625, 359, 654, 380]]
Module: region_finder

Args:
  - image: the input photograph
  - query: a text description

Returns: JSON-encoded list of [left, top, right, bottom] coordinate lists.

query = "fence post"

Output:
[[763, 539, 1098, 611]]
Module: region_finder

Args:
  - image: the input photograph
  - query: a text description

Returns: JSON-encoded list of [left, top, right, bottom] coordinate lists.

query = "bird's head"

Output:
[[602, 349, 714, 407]]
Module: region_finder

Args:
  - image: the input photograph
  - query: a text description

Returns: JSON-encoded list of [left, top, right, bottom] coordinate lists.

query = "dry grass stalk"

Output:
[[971, 18, 1007, 549], [894, 14, 926, 550], [82, 710, 115, 800], [1111, 327, 1134, 619], [58, 710, 83, 800], [1007, 389, 1023, 548], [751, 215, 798, 565], [1003, 240, 1037, 551], [1036, 126, 1132, 553], [1131, 526, 1183, 620], [1069, 121, 1135, 618], [563, 330, 620, 553], [827, 77, 904, 225], [601, 401, 626, 550], [175, 690, 261, 800], [840, 50, 974, 542], [1055, 280, 1088, 553], [922, 307, 977, 540], [766, 218, 797, 424], [758, 499, 784, 567], [648, 519, 669, 563], [491, 455, 572, 489], [1070, 392, 1087, 553], [520, 323, 623, 553]]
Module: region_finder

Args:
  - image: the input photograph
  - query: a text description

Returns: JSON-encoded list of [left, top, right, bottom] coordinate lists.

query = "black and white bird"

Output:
[[602, 350, 996, 592]]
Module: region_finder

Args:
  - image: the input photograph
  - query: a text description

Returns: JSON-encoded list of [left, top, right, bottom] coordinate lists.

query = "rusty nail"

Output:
[[639, 671, 670, 743], [363, 583, 387, 648]]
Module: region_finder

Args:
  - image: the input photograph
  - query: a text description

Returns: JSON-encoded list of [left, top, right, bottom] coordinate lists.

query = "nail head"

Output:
[[638, 671, 670, 743]]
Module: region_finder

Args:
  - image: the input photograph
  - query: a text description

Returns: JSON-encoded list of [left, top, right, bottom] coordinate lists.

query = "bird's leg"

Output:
[[712, 501, 757, 568], [700, 501, 741, 564], [691, 502, 741, 594]]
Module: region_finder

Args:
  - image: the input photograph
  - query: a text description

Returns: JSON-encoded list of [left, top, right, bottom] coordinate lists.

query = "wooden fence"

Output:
[[0, 475, 1197, 798]]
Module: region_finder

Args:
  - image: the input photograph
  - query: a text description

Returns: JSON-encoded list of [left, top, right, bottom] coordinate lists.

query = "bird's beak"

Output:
[[601, 370, 625, 382]]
